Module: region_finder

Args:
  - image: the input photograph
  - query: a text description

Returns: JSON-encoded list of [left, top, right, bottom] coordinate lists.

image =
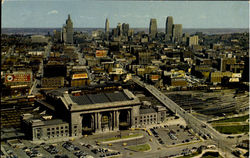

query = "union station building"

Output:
[[21, 84, 169, 141]]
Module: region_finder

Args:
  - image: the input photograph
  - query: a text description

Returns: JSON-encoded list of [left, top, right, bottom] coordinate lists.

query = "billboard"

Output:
[[229, 78, 240, 82], [232, 73, 242, 78], [151, 75, 159, 81], [72, 73, 88, 79], [5, 73, 31, 82], [96, 50, 107, 58]]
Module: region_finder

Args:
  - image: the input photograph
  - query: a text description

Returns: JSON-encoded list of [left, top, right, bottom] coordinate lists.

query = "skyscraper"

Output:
[[165, 16, 173, 41], [105, 18, 109, 33], [149, 19, 157, 38], [172, 24, 182, 42], [65, 14, 73, 44], [61, 25, 67, 42], [122, 23, 129, 36], [117, 23, 122, 37]]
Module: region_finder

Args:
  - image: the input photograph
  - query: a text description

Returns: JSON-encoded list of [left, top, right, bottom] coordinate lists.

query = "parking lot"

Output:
[[150, 124, 200, 146], [1, 123, 204, 158]]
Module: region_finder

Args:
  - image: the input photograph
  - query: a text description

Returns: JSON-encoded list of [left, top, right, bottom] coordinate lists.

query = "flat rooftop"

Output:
[[70, 91, 130, 105]]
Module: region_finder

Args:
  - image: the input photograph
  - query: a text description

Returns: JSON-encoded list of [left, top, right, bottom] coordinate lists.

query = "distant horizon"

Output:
[[2, 27, 248, 36], [2, 27, 249, 29]]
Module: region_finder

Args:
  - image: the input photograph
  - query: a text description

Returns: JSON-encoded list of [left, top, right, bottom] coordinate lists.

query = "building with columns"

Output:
[[22, 84, 169, 140]]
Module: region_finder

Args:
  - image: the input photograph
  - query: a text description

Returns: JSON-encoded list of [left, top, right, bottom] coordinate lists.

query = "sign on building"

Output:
[[5, 73, 31, 82], [72, 73, 88, 79], [96, 50, 107, 58]]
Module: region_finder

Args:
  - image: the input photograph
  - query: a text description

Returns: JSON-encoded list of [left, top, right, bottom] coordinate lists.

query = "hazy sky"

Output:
[[2, 0, 249, 28]]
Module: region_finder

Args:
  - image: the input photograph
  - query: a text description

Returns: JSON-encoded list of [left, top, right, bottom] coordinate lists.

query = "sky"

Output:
[[2, 0, 249, 28]]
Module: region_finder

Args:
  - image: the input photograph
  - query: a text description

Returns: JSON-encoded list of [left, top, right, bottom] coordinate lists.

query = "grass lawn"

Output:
[[202, 156, 223, 158], [214, 125, 249, 134], [210, 115, 249, 123], [99, 133, 143, 142], [201, 151, 223, 158], [178, 151, 223, 158], [177, 152, 200, 158], [126, 143, 151, 152]]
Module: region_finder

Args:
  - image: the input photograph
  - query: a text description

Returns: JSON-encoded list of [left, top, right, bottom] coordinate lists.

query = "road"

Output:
[[75, 47, 95, 84], [29, 43, 51, 95], [1, 45, 15, 65], [132, 76, 237, 158]]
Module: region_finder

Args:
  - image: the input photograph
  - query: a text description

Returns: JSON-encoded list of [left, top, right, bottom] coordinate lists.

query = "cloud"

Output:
[[200, 15, 207, 19], [48, 10, 58, 15]]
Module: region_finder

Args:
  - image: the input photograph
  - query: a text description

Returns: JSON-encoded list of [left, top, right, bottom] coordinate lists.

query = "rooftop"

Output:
[[70, 91, 130, 105]]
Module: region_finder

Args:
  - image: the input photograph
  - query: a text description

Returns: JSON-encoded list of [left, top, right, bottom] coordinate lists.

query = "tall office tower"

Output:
[[165, 16, 173, 41], [172, 24, 182, 42], [117, 23, 122, 37], [188, 35, 199, 47], [122, 23, 129, 36], [65, 14, 73, 44], [61, 25, 67, 43], [165, 16, 173, 35], [149, 18, 157, 38], [105, 18, 109, 33], [128, 29, 134, 37], [112, 28, 118, 37]]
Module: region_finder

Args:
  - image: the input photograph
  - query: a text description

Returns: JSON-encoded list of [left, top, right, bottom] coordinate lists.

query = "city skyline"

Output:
[[2, 1, 249, 28]]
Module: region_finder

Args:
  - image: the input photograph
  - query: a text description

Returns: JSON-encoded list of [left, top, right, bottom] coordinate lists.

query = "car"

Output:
[[201, 124, 206, 128], [34, 145, 40, 149], [74, 147, 80, 151]]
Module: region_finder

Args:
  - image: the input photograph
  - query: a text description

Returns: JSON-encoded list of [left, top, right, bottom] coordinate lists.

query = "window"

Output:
[[56, 131, 59, 134], [56, 127, 59, 130], [52, 132, 55, 135], [47, 128, 50, 131], [47, 132, 50, 135], [65, 126, 68, 129], [74, 125, 77, 129], [52, 128, 55, 130], [61, 127, 64, 129]]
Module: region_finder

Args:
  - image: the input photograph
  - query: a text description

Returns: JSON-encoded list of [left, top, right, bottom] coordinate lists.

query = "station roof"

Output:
[[70, 91, 129, 105]]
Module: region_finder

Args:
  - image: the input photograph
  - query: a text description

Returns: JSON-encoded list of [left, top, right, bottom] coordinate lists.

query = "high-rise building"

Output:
[[149, 19, 157, 38], [128, 29, 134, 37], [64, 14, 73, 44], [122, 23, 129, 36], [112, 28, 118, 37], [188, 35, 199, 46], [117, 23, 122, 37], [172, 24, 182, 42], [62, 25, 67, 42], [165, 16, 173, 38], [105, 18, 109, 33]]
